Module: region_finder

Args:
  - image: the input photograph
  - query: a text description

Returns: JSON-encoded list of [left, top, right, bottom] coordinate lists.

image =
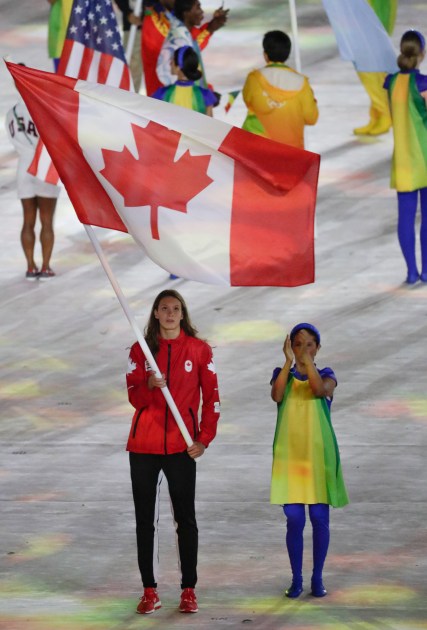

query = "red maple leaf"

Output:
[[100, 121, 213, 240]]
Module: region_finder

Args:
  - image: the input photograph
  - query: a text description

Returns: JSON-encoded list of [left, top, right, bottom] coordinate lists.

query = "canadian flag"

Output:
[[8, 62, 320, 287]]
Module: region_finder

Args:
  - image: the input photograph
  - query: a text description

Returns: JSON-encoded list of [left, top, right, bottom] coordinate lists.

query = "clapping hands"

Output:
[[283, 335, 294, 364]]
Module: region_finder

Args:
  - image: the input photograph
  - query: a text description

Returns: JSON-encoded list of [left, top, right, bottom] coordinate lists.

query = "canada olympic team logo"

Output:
[[185, 360, 193, 372]]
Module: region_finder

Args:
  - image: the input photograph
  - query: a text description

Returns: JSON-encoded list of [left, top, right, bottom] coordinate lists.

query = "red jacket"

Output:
[[141, 4, 212, 96], [126, 330, 220, 454]]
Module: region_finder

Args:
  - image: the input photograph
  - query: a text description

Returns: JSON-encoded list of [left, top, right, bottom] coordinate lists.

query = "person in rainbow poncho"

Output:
[[151, 45, 216, 114], [384, 30, 427, 285], [270, 323, 349, 599]]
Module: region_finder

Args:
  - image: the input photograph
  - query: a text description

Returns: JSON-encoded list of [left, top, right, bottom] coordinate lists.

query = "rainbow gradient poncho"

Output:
[[271, 373, 349, 508], [386, 71, 427, 192], [152, 81, 216, 114]]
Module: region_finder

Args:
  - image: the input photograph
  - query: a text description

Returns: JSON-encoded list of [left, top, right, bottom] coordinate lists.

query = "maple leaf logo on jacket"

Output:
[[100, 121, 213, 240]]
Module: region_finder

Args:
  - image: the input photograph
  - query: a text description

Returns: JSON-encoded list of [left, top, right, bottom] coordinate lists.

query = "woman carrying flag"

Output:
[[126, 290, 220, 615]]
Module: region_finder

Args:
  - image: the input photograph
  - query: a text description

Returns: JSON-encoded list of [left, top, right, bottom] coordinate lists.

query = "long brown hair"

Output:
[[397, 30, 424, 71], [144, 290, 198, 356]]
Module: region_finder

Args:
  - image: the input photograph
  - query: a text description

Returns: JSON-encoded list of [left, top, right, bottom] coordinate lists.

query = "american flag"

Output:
[[29, 0, 132, 184]]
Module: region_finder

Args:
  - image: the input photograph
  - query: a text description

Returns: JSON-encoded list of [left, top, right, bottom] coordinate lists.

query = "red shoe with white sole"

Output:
[[136, 587, 161, 614], [179, 588, 198, 613]]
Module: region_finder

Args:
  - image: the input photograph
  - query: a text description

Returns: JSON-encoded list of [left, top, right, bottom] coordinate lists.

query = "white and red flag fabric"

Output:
[[9, 62, 320, 287], [28, 0, 132, 185]]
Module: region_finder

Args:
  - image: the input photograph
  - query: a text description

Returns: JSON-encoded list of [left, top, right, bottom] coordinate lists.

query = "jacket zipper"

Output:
[[189, 408, 197, 440], [164, 344, 172, 454], [132, 409, 143, 439]]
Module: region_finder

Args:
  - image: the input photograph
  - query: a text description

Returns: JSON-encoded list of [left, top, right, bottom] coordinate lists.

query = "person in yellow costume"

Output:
[[242, 31, 318, 150], [47, 0, 73, 71], [384, 30, 427, 284], [354, 0, 398, 135], [270, 323, 348, 599]]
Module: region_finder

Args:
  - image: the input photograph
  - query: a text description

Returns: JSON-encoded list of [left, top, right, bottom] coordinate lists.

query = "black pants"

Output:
[[129, 451, 198, 589]]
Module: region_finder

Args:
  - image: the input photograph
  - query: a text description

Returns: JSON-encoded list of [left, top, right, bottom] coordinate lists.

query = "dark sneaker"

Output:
[[39, 267, 56, 281], [136, 587, 161, 614], [179, 587, 198, 613], [25, 268, 40, 281]]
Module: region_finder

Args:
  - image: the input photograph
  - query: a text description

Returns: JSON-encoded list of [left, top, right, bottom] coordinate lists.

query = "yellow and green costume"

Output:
[[242, 63, 319, 149], [48, 0, 73, 62], [386, 71, 427, 192], [271, 370, 348, 507], [354, 0, 398, 135], [152, 80, 216, 114], [242, 64, 318, 149], [367, 0, 397, 35]]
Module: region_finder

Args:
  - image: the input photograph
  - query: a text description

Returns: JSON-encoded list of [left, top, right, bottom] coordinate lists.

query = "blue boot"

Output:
[[406, 272, 420, 285], [285, 580, 303, 598], [311, 578, 327, 597]]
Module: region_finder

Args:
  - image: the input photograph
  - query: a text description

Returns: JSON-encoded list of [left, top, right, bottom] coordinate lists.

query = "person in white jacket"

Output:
[[6, 96, 60, 280], [156, 0, 228, 88]]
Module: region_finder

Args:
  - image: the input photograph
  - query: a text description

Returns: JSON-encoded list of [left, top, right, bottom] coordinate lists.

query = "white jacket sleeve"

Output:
[[156, 36, 176, 87], [156, 16, 194, 87]]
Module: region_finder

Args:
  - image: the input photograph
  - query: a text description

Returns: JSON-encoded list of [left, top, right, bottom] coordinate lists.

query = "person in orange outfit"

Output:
[[242, 30, 318, 150]]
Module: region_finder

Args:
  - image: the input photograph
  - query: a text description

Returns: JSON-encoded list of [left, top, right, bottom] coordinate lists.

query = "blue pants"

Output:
[[283, 503, 330, 585], [397, 188, 427, 281]]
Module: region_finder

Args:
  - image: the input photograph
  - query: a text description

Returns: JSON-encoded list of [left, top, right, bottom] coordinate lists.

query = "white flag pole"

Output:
[[288, 0, 316, 236], [125, 0, 144, 65], [289, 0, 301, 72], [83, 224, 194, 448]]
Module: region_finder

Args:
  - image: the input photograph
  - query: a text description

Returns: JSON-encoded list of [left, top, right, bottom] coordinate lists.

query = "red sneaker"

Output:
[[179, 588, 198, 613], [136, 587, 161, 614]]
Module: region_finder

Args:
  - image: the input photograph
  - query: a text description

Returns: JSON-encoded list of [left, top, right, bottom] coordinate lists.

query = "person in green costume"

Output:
[[384, 30, 427, 284], [270, 323, 349, 599]]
